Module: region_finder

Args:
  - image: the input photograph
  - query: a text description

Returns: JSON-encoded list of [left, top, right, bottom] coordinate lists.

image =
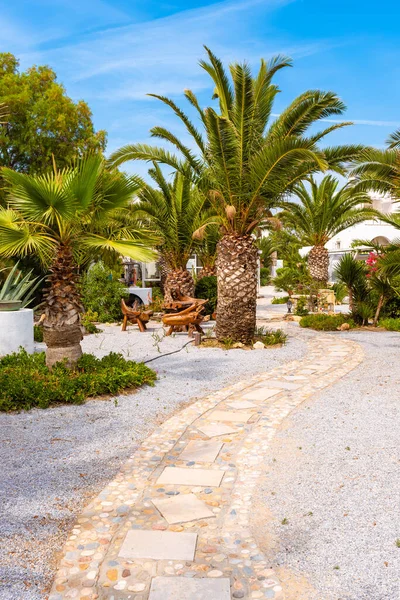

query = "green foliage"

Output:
[[271, 296, 289, 304], [260, 267, 270, 286], [195, 275, 217, 316], [254, 326, 287, 345], [380, 318, 400, 331], [0, 53, 106, 186], [149, 286, 164, 312], [274, 263, 312, 296], [81, 309, 102, 334], [280, 175, 375, 247], [109, 48, 364, 238], [0, 262, 41, 306], [0, 349, 156, 411], [34, 324, 43, 342], [332, 282, 348, 304], [295, 296, 309, 316], [256, 237, 275, 270], [0, 154, 157, 269], [381, 296, 400, 318], [300, 313, 354, 331], [81, 263, 128, 323]]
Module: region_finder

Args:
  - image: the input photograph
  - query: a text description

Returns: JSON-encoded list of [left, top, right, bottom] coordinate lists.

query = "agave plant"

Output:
[[0, 262, 40, 309]]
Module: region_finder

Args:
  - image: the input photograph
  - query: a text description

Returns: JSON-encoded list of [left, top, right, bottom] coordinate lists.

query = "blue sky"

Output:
[[2, 0, 400, 177]]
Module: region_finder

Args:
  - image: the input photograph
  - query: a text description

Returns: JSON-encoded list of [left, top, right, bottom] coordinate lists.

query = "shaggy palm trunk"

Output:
[[215, 234, 258, 344], [158, 254, 169, 295], [308, 245, 329, 285], [164, 268, 195, 303], [43, 244, 83, 369], [373, 294, 385, 326], [197, 265, 216, 280]]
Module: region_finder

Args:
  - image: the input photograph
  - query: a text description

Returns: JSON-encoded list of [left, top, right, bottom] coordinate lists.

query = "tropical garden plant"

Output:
[[280, 175, 376, 284], [109, 48, 364, 343], [0, 154, 156, 367], [136, 163, 207, 302], [0, 262, 41, 308]]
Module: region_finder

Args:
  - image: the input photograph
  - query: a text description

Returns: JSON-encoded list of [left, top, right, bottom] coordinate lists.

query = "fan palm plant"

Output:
[[281, 176, 376, 284], [109, 48, 364, 343], [0, 154, 156, 367], [137, 163, 207, 302]]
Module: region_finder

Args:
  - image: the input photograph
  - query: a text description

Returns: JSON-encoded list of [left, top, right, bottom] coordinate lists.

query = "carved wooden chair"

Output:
[[121, 298, 153, 332]]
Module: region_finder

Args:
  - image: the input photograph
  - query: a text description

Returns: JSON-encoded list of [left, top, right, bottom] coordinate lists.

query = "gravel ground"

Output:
[[0, 318, 305, 600], [252, 328, 400, 600]]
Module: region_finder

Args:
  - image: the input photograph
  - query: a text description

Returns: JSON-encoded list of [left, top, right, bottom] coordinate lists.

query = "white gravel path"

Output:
[[252, 328, 400, 600], [0, 319, 305, 600]]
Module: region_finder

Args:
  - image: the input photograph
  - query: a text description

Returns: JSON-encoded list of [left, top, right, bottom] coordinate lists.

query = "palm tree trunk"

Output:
[[215, 234, 258, 344], [197, 265, 216, 280], [373, 294, 385, 326], [308, 245, 329, 285], [164, 268, 195, 303], [158, 254, 169, 295], [42, 244, 83, 369]]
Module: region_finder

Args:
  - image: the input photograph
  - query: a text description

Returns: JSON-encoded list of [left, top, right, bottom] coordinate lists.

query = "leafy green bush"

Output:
[[34, 324, 43, 342], [295, 296, 309, 316], [81, 310, 102, 334], [381, 296, 400, 319], [332, 282, 348, 305], [80, 262, 128, 322], [0, 349, 156, 412], [379, 318, 400, 331], [260, 267, 270, 286], [299, 313, 354, 331], [149, 286, 164, 312], [271, 296, 289, 304], [254, 326, 287, 345], [195, 275, 217, 316]]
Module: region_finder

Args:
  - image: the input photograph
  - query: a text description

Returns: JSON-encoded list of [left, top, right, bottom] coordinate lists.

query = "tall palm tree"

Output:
[[137, 163, 207, 302], [0, 154, 156, 367], [281, 176, 375, 284], [109, 48, 364, 343]]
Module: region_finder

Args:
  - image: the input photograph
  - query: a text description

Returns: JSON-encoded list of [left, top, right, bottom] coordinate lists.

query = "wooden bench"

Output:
[[121, 298, 153, 332], [162, 298, 207, 336]]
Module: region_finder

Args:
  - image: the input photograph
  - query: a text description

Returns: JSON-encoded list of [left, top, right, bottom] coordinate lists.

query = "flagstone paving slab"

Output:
[[179, 439, 224, 462], [226, 400, 258, 410], [156, 466, 225, 487], [197, 423, 238, 438], [242, 388, 281, 401], [208, 410, 254, 423], [118, 530, 198, 560], [49, 332, 364, 600], [149, 576, 231, 600], [152, 493, 216, 524]]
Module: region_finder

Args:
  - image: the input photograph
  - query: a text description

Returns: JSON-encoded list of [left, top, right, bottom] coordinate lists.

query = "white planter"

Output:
[[0, 308, 34, 356]]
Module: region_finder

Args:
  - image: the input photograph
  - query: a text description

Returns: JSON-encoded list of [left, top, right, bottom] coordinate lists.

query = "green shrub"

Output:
[[81, 309, 102, 334], [254, 326, 287, 346], [149, 286, 164, 312], [271, 296, 289, 304], [80, 262, 128, 322], [379, 318, 400, 332], [33, 324, 43, 342], [299, 313, 354, 331], [381, 296, 400, 319], [260, 267, 270, 286], [295, 296, 309, 316], [0, 349, 156, 412], [195, 275, 217, 316], [332, 282, 348, 305]]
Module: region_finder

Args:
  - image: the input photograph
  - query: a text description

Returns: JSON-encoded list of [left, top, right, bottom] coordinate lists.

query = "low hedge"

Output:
[[0, 350, 156, 412], [379, 318, 400, 332], [299, 313, 354, 331]]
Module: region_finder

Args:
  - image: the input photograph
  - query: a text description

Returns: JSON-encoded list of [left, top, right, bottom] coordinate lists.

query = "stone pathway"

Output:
[[49, 333, 364, 600]]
